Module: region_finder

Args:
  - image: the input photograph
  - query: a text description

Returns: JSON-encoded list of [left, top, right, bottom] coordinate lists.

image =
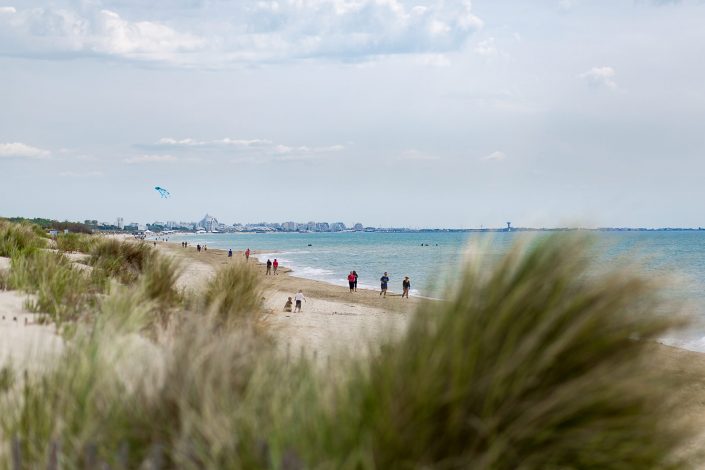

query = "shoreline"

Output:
[[159, 239, 424, 312], [155, 240, 420, 357]]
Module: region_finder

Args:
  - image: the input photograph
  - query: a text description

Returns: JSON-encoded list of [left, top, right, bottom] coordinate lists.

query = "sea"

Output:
[[167, 230, 705, 352]]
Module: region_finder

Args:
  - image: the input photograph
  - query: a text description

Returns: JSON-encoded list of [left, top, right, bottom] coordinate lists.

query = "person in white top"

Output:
[[294, 290, 306, 313]]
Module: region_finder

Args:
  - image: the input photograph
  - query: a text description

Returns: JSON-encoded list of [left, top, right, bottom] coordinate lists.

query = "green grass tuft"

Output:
[[55, 232, 95, 253], [8, 251, 105, 321], [203, 261, 263, 324], [90, 239, 154, 284], [304, 234, 692, 468], [0, 221, 46, 257]]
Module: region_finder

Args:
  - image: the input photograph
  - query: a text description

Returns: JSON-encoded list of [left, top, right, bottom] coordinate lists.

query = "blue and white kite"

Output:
[[154, 186, 170, 198]]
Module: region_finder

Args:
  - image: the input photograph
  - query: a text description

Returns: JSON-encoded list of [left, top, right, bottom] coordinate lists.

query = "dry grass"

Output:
[[203, 261, 263, 325], [90, 239, 154, 284]]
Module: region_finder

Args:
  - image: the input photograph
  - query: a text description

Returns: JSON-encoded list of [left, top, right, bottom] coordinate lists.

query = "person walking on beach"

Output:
[[294, 290, 306, 312], [266, 259, 272, 275], [245, 248, 250, 262], [353, 270, 358, 292], [228, 249, 232, 258], [197, 244, 201, 253], [380, 272, 390, 297], [273, 259, 279, 275], [402, 276, 411, 299], [348, 271, 356, 292]]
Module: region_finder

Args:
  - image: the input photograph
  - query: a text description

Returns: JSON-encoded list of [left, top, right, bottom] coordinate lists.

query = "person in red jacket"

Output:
[[348, 271, 356, 292], [273, 258, 279, 275]]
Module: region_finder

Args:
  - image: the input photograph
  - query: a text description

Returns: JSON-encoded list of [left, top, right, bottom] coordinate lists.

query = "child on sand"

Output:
[[273, 259, 279, 275], [284, 297, 293, 312], [266, 259, 272, 275], [245, 248, 250, 261], [228, 249, 232, 258], [353, 270, 358, 292], [348, 271, 356, 292], [294, 290, 306, 312]]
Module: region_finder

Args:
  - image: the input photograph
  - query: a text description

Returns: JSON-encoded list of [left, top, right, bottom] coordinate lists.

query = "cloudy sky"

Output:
[[1, 0, 704, 228]]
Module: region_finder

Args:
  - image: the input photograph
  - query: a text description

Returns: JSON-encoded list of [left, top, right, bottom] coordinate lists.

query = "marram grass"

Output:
[[0, 234, 698, 469], [0, 221, 46, 257], [89, 238, 155, 284]]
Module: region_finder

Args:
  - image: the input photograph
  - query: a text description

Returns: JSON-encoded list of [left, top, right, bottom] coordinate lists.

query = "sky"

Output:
[[1, 0, 704, 228]]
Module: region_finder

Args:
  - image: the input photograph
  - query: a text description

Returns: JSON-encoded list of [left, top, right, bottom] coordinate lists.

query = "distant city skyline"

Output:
[[1, 1, 705, 227]]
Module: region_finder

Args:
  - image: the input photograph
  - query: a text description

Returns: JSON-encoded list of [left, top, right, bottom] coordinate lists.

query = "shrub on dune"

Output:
[[8, 251, 104, 321], [204, 262, 263, 324], [90, 239, 154, 284], [139, 253, 183, 319], [55, 232, 95, 253], [0, 221, 46, 257]]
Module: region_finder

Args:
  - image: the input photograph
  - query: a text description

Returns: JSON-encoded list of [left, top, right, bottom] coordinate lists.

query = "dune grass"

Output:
[[297, 235, 692, 469], [0, 234, 697, 468], [89, 239, 154, 284], [8, 250, 106, 321], [203, 261, 263, 324], [0, 221, 46, 257], [55, 232, 95, 253]]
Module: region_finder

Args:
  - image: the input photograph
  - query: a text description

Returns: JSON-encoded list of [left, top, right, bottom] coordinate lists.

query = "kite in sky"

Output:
[[154, 186, 170, 198]]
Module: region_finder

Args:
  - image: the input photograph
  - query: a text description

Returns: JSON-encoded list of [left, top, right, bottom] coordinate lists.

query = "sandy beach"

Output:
[[155, 241, 419, 359]]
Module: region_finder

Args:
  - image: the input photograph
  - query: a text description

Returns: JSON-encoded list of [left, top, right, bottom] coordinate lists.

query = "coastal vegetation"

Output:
[[0, 220, 697, 468]]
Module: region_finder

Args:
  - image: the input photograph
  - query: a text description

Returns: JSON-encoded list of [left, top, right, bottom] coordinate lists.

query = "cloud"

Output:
[[0, 7, 205, 64], [579, 66, 618, 89], [474, 37, 497, 56], [155, 137, 271, 148], [398, 149, 440, 161], [59, 170, 104, 177], [0, 6, 16, 14], [0, 1, 483, 65], [558, 0, 579, 11], [482, 150, 507, 161], [0, 142, 50, 159], [124, 154, 178, 164], [149, 137, 345, 159]]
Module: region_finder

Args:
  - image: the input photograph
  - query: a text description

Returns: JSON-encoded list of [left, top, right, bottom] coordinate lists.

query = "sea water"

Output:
[[168, 231, 705, 352]]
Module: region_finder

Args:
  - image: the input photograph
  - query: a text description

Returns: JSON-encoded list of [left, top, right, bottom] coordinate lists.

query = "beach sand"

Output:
[[156, 242, 418, 359]]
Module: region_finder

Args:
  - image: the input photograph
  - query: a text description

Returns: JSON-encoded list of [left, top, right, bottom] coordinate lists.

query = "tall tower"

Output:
[[506, 222, 511, 232]]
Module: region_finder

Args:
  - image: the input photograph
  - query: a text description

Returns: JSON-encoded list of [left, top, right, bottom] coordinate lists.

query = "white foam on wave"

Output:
[[659, 336, 705, 354]]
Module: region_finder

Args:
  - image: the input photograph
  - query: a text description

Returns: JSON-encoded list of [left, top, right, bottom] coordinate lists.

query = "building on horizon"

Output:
[[116, 217, 124, 230], [199, 214, 219, 232]]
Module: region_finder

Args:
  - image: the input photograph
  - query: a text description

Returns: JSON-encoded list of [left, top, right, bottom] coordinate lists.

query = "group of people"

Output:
[[347, 271, 359, 292], [347, 271, 411, 298], [266, 258, 279, 275], [379, 272, 411, 298]]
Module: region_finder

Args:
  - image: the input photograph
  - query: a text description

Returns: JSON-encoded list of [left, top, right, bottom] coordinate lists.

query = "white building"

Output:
[[116, 217, 124, 229], [199, 214, 219, 232]]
